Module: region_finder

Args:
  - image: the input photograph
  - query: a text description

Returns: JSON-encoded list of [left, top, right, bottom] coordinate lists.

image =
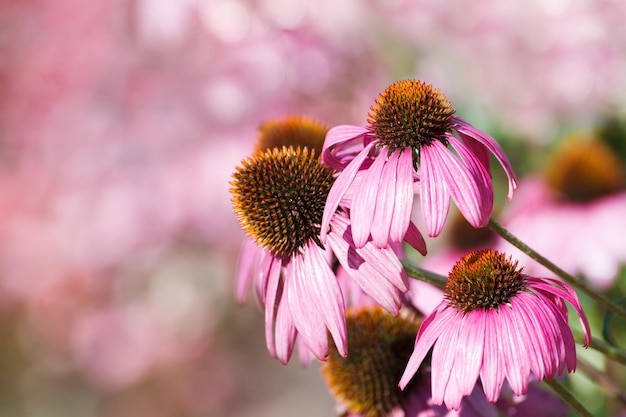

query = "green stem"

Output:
[[488, 217, 626, 321], [573, 329, 626, 365], [543, 378, 594, 417], [401, 260, 447, 290]]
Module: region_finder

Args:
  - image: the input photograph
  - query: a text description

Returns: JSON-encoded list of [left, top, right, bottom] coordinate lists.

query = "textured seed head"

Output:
[[322, 307, 423, 417], [254, 115, 329, 155], [544, 133, 625, 203], [368, 80, 455, 152], [230, 146, 334, 258], [446, 249, 527, 313]]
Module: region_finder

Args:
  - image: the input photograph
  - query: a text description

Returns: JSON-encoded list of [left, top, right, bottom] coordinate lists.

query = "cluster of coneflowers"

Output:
[[230, 80, 605, 416]]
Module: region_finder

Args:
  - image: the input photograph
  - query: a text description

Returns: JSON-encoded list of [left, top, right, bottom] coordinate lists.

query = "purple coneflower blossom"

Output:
[[497, 133, 626, 290], [320, 79, 518, 246], [231, 142, 419, 364], [399, 249, 591, 411]]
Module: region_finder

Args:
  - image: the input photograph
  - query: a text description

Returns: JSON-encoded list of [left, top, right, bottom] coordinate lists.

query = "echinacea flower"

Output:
[[399, 249, 591, 411], [320, 79, 518, 247], [497, 132, 626, 290], [231, 123, 417, 363], [322, 306, 502, 417]]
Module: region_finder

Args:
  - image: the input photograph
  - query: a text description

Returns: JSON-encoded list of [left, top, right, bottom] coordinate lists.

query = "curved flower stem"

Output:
[[544, 378, 594, 417], [401, 260, 447, 290], [572, 329, 626, 365], [488, 217, 626, 321]]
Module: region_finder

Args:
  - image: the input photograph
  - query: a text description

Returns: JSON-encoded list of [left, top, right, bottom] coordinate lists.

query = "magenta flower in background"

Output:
[[497, 133, 626, 290], [321, 80, 517, 248], [231, 117, 420, 363], [399, 249, 591, 411]]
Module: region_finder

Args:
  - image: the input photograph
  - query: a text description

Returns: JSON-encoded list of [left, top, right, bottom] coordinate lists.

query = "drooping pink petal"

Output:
[[480, 311, 506, 402], [529, 277, 591, 346], [454, 311, 485, 400], [322, 125, 370, 171], [498, 305, 530, 395], [274, 291, 297, 364], [235, 238, 260, 304], [453, 118, 518, 200], [390, 148, 416, 244], [403, 221, 428, 256], [352, 148, 388, 248], [431, 311, 462, 408], [291, 242, 348, 358], [419, 142, 451, 237], [426, 139, 489, 230], [284, 253, 330, 360], [370, 149, 399, 247], [448, 134, 494, 223], [327, 215, 406, 314], [400, 304, 455, 389], [264, 256, 283, 358], [320, 142, 376, 244]]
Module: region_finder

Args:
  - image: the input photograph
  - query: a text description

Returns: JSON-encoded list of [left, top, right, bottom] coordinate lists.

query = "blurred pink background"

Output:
[[1, 0, 625, 416]]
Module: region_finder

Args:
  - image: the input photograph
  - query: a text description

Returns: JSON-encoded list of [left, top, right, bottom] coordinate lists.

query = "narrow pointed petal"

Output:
[[263, 256, 282, 358], [425, 140, 487, 229], [287, 243, 348, 358], [389, 148, 415, 243], [274, 291, 297, 364], [453, 118, 518, 200], [235, 239, 260, 304], [403, 221, 428, 255], [352, 149, 387, 248], [419, 143, 451, 237], [480, 312, 506, 402], [431, 312, 461, 407], [454, 311, 485, 399], [322, 125, 369, 171], [371, 149, 399, 247], [498, 305, 530, 395], [320, 142, 375, 243], [400, 304, 454, 389]]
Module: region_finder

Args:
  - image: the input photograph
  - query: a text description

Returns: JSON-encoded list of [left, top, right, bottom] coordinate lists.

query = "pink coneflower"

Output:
[[231, 119, 419, 363], [322, 306, 501, 417], [497, 132, 626, 290], [399, 249, 591, 411], [320, 80, 517, 247]]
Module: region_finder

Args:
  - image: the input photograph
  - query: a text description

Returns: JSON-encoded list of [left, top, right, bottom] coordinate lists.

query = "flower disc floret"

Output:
[[367, 80, 455, 152], [231, 146, 334, 257], [322, 307, 421, 417], [446, 250, 527, 312], [255, 115, 329, 154]]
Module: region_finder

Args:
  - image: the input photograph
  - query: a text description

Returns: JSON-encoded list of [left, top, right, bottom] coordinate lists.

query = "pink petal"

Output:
[[235, 238, 260, 304], [431, 312, 461, 408], [403, 221, 428, 255], [454, 311, 485, 399], [274, 291, 297, 364], [498, 305, 530, 395], [370, 149, 399, 247], [264, 256, 282, 358], [287, 242, 347, 358], [453, 118, 518, 200], [399, 303, 454, 389], [352, 149, 388, 248], [390, 148, 416, 243], [480, 311, 506, 402], [427, 139, 489, 229], [419, 143, 451, 237], [322, 125, 369, 171], [320, 142, 375, 244]]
